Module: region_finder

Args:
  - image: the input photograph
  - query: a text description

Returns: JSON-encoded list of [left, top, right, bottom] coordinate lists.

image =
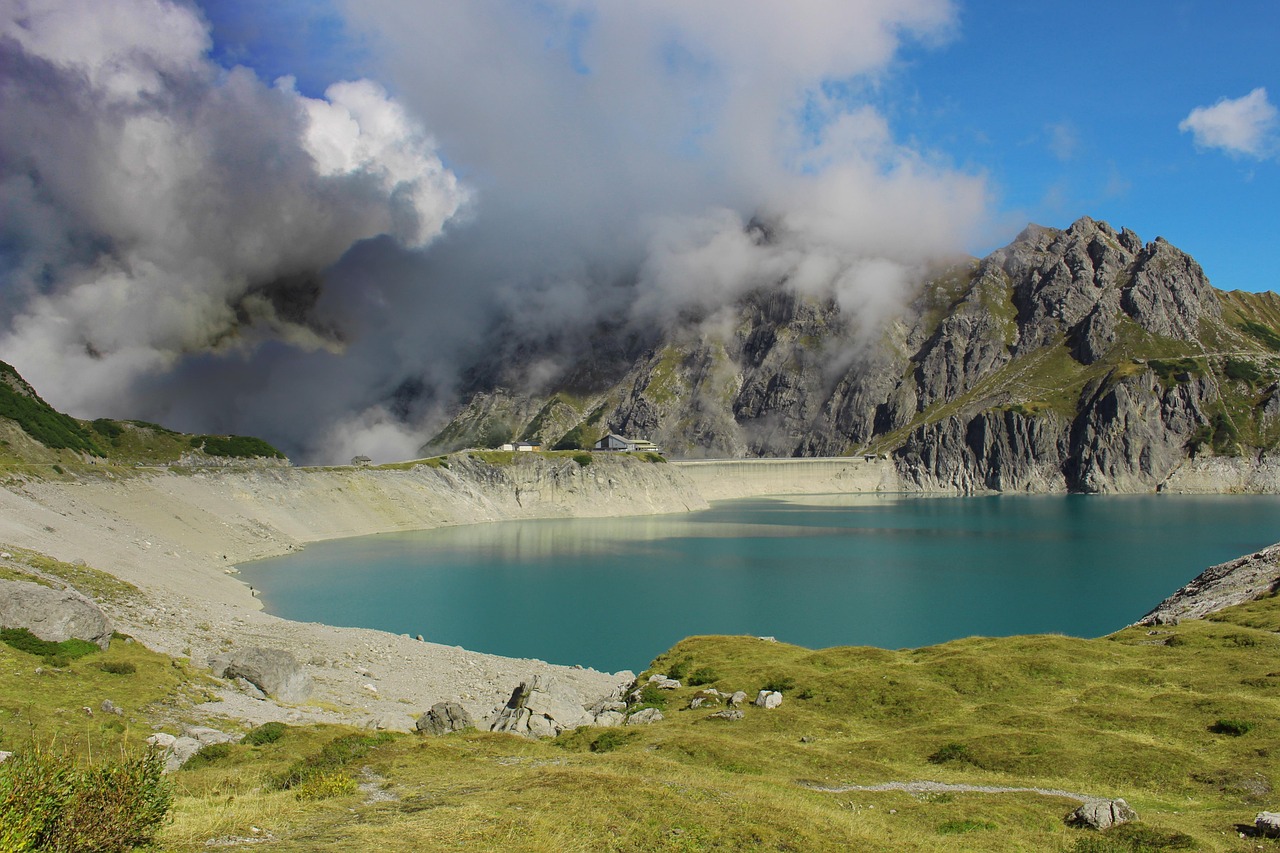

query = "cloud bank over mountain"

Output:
[[1, 0, 994, 462]]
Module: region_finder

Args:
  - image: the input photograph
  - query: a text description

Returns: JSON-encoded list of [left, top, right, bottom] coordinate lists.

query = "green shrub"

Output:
[[1240, 320, 1280, 351], [589, 730, 635, 753], [1210, 718, 1253, 736], [272, 732, 393, 791], [194, 434, 285, 459], [96, 661, 136, 676], [928, 742, 975, 765], [761, 674, 795, 693], [51, 465, 64, 475], [1149, 358, 1201, 384], [552, 423, 591, 451], [1, 628, 100, 662], [642, 452, 666, 463], [632, 684, 668, 711], [1223, 358, 1263, 384], [292, 772, 357, 801], [181, 742, 232, 768], [89, 419, 123, 442], [688, 667, 720, 686], [572, 453, 593, 467], [665, 659, 690, 681], [242, 722, 287, 746], [0, 743, 171, 853]]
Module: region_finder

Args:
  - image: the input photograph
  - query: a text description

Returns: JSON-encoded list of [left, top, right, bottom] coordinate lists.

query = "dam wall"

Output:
[[672, 457, 902, 500]]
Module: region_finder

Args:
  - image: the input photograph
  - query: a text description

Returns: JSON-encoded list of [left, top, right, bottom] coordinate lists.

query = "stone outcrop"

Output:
[[1137, 542, 1280, 625], [1066, 798, 1137, 830], [489, 675, 593, 738], [0, 579, 113, 649], [210, 647, 312, 703], [416, 701, 474, 736]]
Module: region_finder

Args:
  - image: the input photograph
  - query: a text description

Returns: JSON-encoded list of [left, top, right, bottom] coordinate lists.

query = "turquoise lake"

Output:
[[241, 494, 1280, 673]]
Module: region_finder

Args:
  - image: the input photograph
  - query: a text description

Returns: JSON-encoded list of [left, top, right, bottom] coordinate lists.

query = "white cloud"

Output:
[[0, 0, 469, 427], [1179, 87, 1278, 158]]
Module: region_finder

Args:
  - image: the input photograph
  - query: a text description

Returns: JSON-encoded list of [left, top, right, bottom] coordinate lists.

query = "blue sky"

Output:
[[198, 0, 1279, 292]]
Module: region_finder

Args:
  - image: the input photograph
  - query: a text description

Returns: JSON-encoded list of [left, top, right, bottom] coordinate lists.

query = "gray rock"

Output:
[[233, 676, 267, 700], [708, 709, 744, 721], [647, 674, 681, 689], [416, 701, 474, 736], [626, 708, 663, 726], [0, 579, 113, 649], [755, 690, 782, 709], [100, 699, 124, 716], [0, 751, 12, 763], [146, 733, 177, 749], [728, 691, 748, 707], [1066, 798, 1136, 830], [490, 675, 592, 739], [184, 726, 237, 746], [593, 710, 625, 727], [210, 647, 311, 703], [164, 736, 203, 772], [1257, 812, 1280, 838]]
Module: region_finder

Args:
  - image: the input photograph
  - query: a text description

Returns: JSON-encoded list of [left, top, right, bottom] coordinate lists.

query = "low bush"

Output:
[[1210, 718, 1254, 736], [665, 659, 690, 681], [589, 730, 634, 753], [572, 453, 593, 467], [1240, 320, 1280, 351], [96, 661, 136, 675], [0, 743, 171, 853], [632, 684, 668, 711], [928, 742, 975, 765], [272, 732, 393, 791], [181, 742, 232, 768], [761, 674, 795, 693], [242, 721, 287, 746], [1223, 358, 1263, 384], [0, 628, 100, 662], [687, 667, 720, 686], [292, 772, 357, 801]]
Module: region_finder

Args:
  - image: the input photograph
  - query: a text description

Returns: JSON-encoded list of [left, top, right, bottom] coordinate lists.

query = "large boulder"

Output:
[[209, 647, 311, 703], [1066, 799, 1136, 830], [0, 579, 113, 649], [416, 701, 474, 736], [1258, 812, 1280, 838], [489, 675, 592, 738]]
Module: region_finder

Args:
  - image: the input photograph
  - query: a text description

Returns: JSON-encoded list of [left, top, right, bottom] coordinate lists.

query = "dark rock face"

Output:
[[430, 216, 1280, 492], [210, 646, 311, 703], [0, 579, 113, 649]]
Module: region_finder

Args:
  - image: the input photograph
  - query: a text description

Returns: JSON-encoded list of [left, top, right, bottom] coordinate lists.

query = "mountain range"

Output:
[[424, 216, 1280, 493]]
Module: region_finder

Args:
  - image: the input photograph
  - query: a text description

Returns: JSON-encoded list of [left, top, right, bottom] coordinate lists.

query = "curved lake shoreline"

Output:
[[242, 492, 1280, 673]]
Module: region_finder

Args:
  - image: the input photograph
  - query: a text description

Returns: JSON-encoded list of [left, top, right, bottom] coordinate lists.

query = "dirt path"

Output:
[[798, 779, 1102, 802]]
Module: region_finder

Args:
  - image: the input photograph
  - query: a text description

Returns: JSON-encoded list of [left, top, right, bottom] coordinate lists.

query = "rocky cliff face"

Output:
[[426, 217, 1280, 493]]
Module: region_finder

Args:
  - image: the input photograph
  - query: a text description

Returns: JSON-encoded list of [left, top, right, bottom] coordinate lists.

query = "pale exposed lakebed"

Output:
[[241, 494, 1280, 672]]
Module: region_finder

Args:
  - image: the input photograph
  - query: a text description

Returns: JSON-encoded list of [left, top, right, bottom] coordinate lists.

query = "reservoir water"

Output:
[[241, 494, 1280, 673]]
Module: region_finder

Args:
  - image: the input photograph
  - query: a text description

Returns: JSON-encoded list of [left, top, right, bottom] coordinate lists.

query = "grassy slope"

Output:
[[162, 594, 1280, 852], [7, 559, 1279, 852], [0, 359, 286, 473]]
